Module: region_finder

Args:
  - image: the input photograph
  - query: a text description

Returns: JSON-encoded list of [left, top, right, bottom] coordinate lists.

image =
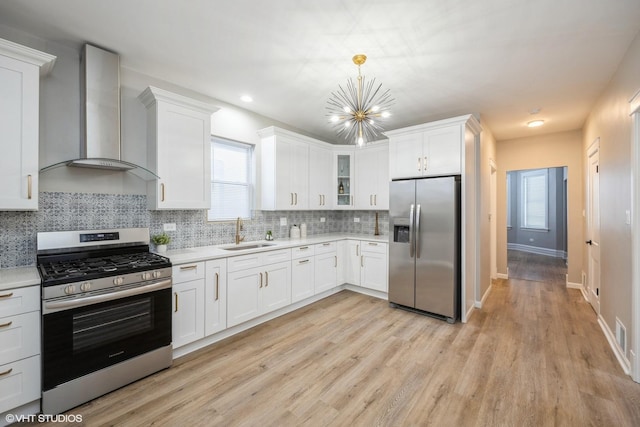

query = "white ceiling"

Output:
[[1, 0, 639, 142]]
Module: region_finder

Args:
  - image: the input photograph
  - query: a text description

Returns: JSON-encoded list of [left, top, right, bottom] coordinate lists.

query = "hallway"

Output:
[[508, 249, 567, 285]]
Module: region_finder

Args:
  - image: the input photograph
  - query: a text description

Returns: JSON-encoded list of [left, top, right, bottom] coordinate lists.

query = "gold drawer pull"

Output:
[[0, 368, 13, 377], [179, 265, 198, 271], [299, 246, 309, 250], [0, 321, 13, 328], [298, 259, 310, 264], [161, 183, 166, 201], [0, 292, 13, 299], [368, 242, 378, 246], [27, 175, 33, 199], [215, 272, 219, 301], [323, 243, 331, 246], [174, 292, 178, 312]]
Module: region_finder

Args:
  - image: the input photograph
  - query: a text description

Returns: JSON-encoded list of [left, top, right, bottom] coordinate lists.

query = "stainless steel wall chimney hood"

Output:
[[41, 44, 158, 179]]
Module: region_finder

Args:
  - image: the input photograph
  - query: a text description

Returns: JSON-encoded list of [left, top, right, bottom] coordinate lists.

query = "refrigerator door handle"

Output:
[[409, 204, 415, 258], [416, 204, 422, 258]]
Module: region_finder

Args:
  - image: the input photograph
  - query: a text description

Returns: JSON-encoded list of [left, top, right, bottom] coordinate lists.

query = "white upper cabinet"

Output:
[[0, 38, 56, 211], [387, 115, 480, 180], [334, 151, 355, 209], [139, 86, 218, 210], [355, 142, 389, 210], [308, 145, 333, 210], [260, 126, 337, 211]]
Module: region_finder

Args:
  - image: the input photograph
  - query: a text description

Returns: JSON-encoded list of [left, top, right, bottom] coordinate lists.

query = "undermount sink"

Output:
[[220, 243, 276, 251]]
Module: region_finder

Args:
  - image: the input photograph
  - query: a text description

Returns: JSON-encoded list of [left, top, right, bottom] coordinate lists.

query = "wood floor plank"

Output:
[[25, 268, 640, 427]]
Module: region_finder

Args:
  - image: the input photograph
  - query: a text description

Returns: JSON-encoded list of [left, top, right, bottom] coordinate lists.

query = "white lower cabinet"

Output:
[[0, 285, 40, 415], [343, 240, 388, 292], [291, 245, 315, 302], [314, 242, 337, 294], [172, 262, 205, 349], [205, 259, 227, 336], [227, 250, 292, 328]]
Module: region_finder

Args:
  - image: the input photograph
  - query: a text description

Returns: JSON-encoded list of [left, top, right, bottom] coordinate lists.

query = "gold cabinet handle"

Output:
[[0, 321, 13, 328], [370, 195, 373, 206], [0, 368, 13, 377], [417, 157, 421, 171], [174, 292, 178, 313], [161, 183, 166, 202], [215, 272, 219, 301], [291, 193, 294, 206], [298, 259, 310, 264], [265, 271, 269, 287], [299, 246, 309, 250], [259, 272, 263, 288], [374, 194, 377, 205], [356, 245, 359, 256], [361, 255, 364, 267], [368, 242, 378, 246], [423, 156, 428, 171], [295, 193, 298, 205], [0, 292, 13, 299], [334, 255, 337, 267], [27, 174, 33, 199], [180, 265, 198, 271]]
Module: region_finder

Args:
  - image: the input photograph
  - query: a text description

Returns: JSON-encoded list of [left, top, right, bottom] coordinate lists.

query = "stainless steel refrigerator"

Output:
[[388, 176, 460, 322]]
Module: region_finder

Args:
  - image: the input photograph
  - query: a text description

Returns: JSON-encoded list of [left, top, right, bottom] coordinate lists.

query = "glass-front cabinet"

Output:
[[334, 151, 354, 209]]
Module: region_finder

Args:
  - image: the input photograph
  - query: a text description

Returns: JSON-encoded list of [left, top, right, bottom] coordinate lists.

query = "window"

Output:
[[521, 169, 548, 229], [208, 137, 253, 221], [506, 173, 512, 228]]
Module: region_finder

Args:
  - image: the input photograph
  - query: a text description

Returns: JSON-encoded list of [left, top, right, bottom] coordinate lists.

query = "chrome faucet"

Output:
[[235, 217, 245, 245]]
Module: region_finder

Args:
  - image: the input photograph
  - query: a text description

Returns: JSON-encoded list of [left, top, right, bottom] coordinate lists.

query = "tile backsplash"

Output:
[[0, 192, 388, 268]]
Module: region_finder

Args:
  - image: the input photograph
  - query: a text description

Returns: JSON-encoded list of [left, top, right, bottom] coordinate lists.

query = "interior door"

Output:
[[587, 140, 601, 314]]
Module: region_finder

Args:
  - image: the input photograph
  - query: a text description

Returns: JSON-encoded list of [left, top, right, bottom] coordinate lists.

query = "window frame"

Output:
[[207, 137, 254, 222], [520, 168, 549, 230]]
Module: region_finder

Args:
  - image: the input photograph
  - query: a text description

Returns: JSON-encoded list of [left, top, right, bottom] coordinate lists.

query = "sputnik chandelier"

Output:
[[327, 54, 394, 146]]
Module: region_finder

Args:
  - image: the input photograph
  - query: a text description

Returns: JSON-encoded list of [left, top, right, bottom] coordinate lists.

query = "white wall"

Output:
[[583, 30, 640, 363]]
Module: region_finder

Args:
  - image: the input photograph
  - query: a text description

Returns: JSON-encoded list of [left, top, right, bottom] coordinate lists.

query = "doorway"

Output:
[[506, 167, 568, 284]]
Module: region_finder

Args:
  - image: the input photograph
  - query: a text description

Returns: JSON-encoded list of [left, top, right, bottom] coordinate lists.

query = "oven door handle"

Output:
[[43, 279, 172, 314]]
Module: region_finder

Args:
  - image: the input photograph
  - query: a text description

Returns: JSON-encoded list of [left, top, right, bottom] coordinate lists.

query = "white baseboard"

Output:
[[496, 273, 508, 280], [508, 243, 566, 258], [464, 303, 474, 323], [566, 273, 582, 290], [475, 283, 493, 309], [598, 315, 631, 375]]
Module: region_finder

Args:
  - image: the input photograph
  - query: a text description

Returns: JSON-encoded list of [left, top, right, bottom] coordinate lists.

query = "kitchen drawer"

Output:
[[361, 241, 387, 254], [0, 312, 40, 366], [172, 262, 205, 284], [228, 249, 292, 273], [314, 241, 337, 255], [0, 286, 39, 319], [0, 355, 40, 414], [292, 245, 315, 259]]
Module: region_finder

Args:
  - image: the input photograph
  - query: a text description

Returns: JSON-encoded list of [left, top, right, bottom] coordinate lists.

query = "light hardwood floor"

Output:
[[29, 278, 640, 426], [508, 249, 567, 284]]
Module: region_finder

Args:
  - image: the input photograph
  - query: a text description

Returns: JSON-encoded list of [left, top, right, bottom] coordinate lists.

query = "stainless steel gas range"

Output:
[[37, 228, 173, 415]]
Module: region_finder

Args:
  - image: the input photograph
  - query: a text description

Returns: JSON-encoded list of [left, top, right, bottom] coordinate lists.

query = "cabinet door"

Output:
[[0, 355, 40, 414], [389, 133, 423, 180], [361, 244, 388, 292], [314, 252, 337, 294], [172, 279, 205, 348], [155, 102, 211, 209], [355, 147, 378, 209], [345, 240, 361, 286], [227, 267, 262, 328], [0, 55, 39, 210], [291, 257, 315, 303], [262, 261, 291, 314], [334, 152, 355, 209], [309, 145, 333, 210], [205, 259, 227, 336], [424, 125, 461, 176], [291, 142, 309, 209], [375, 145, 390, 210], [0, 312, 40, 366]]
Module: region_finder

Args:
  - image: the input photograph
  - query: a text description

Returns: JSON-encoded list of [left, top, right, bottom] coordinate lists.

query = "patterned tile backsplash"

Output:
[[0, 192, 388, 268]]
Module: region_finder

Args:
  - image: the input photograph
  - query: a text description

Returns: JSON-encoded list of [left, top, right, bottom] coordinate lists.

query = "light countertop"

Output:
[[0, 266, 40, 292], [164, 233, 389, 265]]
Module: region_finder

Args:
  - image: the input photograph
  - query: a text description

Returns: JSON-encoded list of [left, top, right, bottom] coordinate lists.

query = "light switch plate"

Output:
[[354, 218, 360, 223], [280, 217, 288, 226], [320, 217, 326, 223], [163, 223, 177, 231]]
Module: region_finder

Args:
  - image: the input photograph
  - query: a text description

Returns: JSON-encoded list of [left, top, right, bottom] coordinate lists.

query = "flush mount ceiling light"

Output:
[[326, 54, 394, 146], [527, 119, 545, 128]]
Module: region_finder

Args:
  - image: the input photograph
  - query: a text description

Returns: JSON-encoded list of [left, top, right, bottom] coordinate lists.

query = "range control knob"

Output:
[[64, 285, 76, 295], [80, 282, 91, 292], [153, 270, 161, 279], [142, 272, 152, 281], [113, 277, 125, 286]]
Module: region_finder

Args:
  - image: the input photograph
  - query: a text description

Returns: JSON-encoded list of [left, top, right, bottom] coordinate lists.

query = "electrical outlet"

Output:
[[320, 217, 326, 223], [280, 217, 287, 226], [354, 217, 360, 223], [163, 223, 176, 231], [626, 210, 631, 225]]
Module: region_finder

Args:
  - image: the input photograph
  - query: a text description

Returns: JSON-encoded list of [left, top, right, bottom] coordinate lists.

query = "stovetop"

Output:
[[38, 250, 171, 287]]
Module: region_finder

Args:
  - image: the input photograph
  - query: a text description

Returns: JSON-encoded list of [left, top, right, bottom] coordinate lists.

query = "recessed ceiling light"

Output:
[[240, 95, 253, 103], [527, 120, 544, 128]]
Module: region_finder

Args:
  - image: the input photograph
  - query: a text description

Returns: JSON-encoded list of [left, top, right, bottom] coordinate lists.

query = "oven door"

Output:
[[42, 280, 172, 391]]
